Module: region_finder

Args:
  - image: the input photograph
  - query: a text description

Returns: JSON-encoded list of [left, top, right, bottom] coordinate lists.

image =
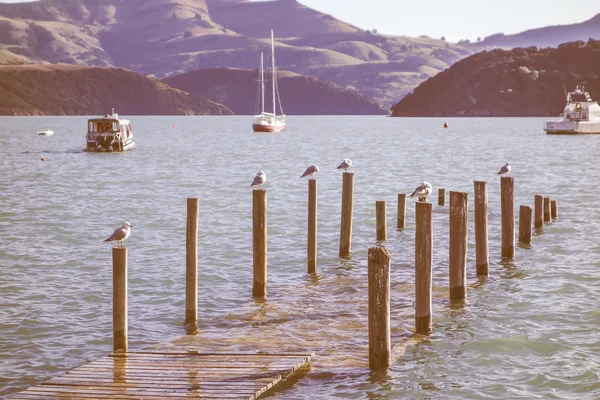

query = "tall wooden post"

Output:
[[253, 189, 267, 297], [415, 202, 432, 335], [438, 188, 446, 206], [368, 247, 391, 371], [397, 193, 406, 230], [186, 198, 198, 326], [474, 181, 489, 276], [551, 200, 558, 219], [308, 179, 317, 274], [519, 205, 532, 244], [543, 197, 551, 222], [501, 176, 515, 259], [534, 195, 544, 229], [113, 247, 128, 352], [339, 172, 354, 257], [449, 191, 467, 300], [376, 200, 387, 241]]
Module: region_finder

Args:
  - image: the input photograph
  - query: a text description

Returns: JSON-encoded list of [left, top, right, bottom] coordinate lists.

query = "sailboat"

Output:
[[252, 30, 286, 132]]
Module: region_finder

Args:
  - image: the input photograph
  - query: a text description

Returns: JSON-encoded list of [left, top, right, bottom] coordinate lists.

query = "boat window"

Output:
[[571, 93, 587, 102]]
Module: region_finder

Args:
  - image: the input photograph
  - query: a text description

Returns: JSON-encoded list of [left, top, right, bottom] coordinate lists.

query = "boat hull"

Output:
[[252, 123, 286, 133], [84, 140, 136, 152], [544, 121, 600, 134]]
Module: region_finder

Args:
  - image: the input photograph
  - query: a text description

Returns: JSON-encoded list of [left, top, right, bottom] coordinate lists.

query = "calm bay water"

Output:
[[1, 115, 600, 399]]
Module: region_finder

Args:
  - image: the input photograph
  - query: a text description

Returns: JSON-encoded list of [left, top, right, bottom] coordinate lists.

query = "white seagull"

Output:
[[251, 170, 266, 188], [497, 162, 511, 175], [300, 164, 320, 179], [103, 222, 133, 247], [409, 181, 433, 201], [337, 159, 352, 171]]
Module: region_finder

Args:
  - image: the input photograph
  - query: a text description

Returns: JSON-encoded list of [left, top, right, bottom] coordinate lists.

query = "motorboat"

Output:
[[37, 129, 54, 136], [252, 29, 286, 133], [84, 109, 136, 152], [544, 86, 600, 134]]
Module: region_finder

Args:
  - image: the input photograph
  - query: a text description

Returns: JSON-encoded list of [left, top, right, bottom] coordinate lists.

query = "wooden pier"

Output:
[[8, 350, 314, 399]]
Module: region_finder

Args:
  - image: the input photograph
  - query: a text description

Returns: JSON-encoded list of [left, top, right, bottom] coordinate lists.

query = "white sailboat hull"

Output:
[[252, 113, 286, 132]]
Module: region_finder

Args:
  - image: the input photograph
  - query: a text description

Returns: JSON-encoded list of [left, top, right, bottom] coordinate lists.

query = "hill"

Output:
[[0, 0, 475, 107], [162, 67, 389, 115], [0, 64, 233, 115], [475, 13, 600, 49], [391, 39, 600, 117]]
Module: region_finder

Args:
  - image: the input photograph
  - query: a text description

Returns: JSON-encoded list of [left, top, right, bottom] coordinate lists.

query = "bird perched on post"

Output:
[[497, 162, 511, 175], [409, 181, 433, 202], [300, 164, 319, 179], [103, 222, 133, 247], [251, 170, 266, 189], [337, 159, 352, 171]]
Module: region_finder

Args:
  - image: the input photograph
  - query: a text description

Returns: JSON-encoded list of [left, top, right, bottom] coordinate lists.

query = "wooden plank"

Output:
[[11, 351, 313, 400]]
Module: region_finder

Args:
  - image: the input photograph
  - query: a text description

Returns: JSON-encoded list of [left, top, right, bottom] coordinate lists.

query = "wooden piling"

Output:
[[415, 202, 433, 335], [551, 200, 558, 219], [519, 205, 532, 244], [449, 191, 467, 300], [438, 188, 446, 206], [186, 198, 198, 326], [253, 189, 267, 297], [543, 197, 551, 222], [112, 247, 128, 352], [376, 200, 387, 241], [339, 172, 354, 257], [474, 181, 489, 276], [534, 195, 544, 229], [397, 193, 406, 230], [501, 176, 515, 259], [368, 247, 391, 371], [308, 179, 317, 274]]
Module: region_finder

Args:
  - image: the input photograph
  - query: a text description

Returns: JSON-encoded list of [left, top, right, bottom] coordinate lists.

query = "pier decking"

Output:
[[9, 350, 314, 399]]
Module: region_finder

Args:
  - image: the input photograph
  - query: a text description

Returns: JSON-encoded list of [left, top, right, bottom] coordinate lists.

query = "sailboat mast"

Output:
[[260, 52, 265, 114], [271, 29, 276, 117]]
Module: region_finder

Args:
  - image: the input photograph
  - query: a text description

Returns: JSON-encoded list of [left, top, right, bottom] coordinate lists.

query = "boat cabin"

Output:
[[84, 110, 136, 152]]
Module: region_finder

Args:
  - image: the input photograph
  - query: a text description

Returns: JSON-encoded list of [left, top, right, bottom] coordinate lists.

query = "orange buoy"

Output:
[[443, 122, 449, 128], [41, 155, 46, 161], [173, 125, 177, 128]]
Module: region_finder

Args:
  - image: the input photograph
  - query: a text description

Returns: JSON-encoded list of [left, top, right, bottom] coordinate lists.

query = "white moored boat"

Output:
[[252, 29, 286, 133], [544, 86, 600, 134], [37, 129, 54, 136], [84, 109, 136, 152]]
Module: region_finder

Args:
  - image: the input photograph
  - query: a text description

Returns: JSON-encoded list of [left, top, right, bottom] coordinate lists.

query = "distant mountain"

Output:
[[162, 67, 389, 115], [475, 13, 600, 49], [0, 65, 233, 115], [0, 0, 474, 106], [391, 39, 600, 117]]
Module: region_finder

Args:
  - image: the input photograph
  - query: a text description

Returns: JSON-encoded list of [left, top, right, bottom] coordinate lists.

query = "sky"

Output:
[[1, 0, 598, 42]]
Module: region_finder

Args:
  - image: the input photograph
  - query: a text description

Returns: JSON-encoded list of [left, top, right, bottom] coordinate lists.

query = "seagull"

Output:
[[103, 222, 133, 247], [337, 159, 352, 171], [409, 181, 433, 202], [300, 164, 319, 179], [251, 170, 266, 188], [497, 162, 511, 175]]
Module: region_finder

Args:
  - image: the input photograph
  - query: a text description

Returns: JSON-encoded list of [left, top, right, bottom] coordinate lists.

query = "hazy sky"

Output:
[[1, 0, 598, 41]]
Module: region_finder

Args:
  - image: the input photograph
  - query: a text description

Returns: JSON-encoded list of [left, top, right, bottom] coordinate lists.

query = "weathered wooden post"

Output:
[[415, 202, 433, 334], [339, 172, 354, 257], [397, 193, 406, 230], [474, 181, 489, 276], [551, 200, 558, 219], [113, 247, 128, 352], [368, 246, 391, 371], [253, 189, 267, 297], [519, 205, 532, 244], [308, 179, 317, 274], [534, 195, 544, 229], [438, 188, 446, 206], [543, 197, 551, 222], [376, 200, 387, 241], [449, 191, 467, 300], [186, 198, 198, 327], [501, 176, 515, 258]]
